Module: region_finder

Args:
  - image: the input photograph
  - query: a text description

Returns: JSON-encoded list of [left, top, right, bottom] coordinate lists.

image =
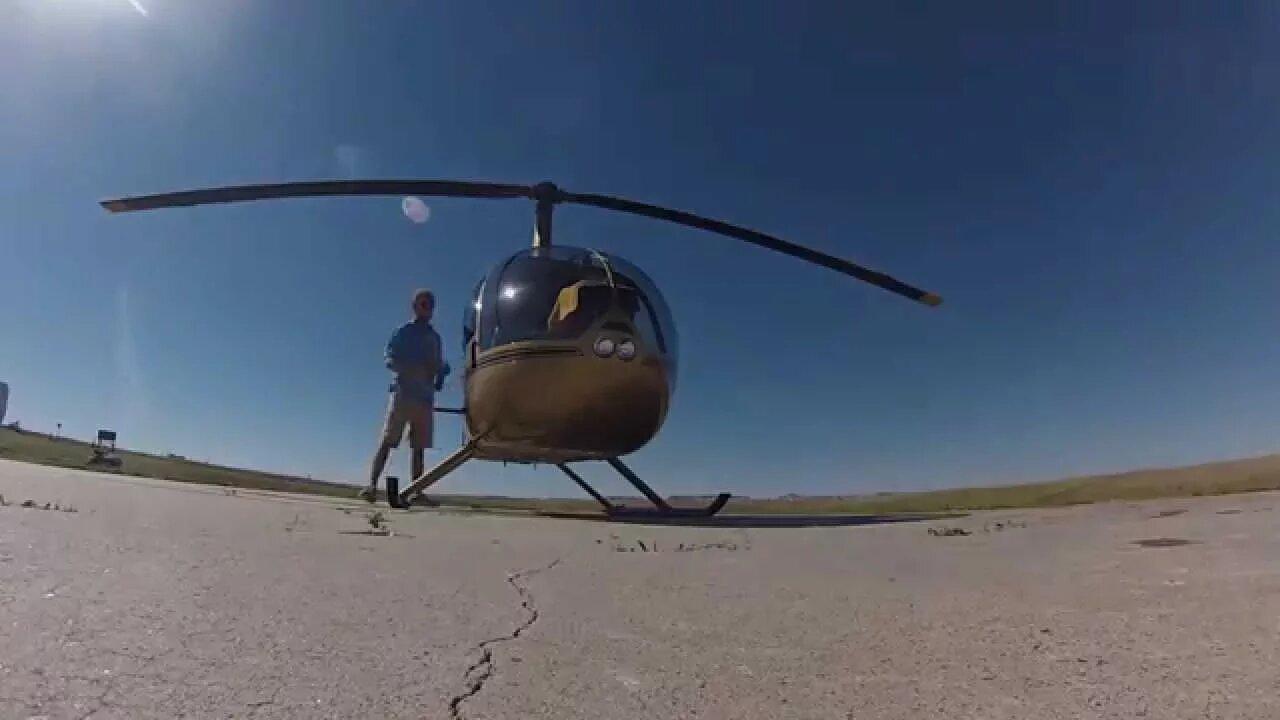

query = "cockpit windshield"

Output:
[[464, 246, 678, 376]]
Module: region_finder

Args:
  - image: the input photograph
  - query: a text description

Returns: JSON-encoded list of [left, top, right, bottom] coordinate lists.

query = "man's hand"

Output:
[[434, 361, 451, 392]]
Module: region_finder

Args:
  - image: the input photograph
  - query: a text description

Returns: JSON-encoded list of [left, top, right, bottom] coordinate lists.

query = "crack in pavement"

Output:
[[77, 648, 173, 720], [74, 628, 227, 719], [246, 684, 285, 717], [447, 557, 562, 720]]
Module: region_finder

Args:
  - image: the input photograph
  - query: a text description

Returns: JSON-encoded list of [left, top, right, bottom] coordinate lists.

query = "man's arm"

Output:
[[385, 325, 414, 376], [433, 328, 451, 391]]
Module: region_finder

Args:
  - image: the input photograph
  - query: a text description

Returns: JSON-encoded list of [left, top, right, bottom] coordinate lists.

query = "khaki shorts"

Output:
[[381, 393, 433, 449]]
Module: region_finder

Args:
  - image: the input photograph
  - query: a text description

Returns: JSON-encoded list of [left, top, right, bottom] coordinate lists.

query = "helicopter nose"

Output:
[[559, 372, 667, 455], [468, 347, 672, 459]]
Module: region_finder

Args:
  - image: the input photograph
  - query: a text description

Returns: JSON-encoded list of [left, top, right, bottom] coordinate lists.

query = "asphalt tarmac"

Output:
[[2, 458, 1278, 719]]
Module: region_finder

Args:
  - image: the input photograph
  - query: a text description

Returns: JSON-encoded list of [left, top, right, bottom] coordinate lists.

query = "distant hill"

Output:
[[3, 425, 1280, 514]]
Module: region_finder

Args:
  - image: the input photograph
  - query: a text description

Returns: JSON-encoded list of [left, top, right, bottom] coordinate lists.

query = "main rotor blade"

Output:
[[100, 180, 533, 213], [561, 191, 942, 307], [98, 177, 941, 306]]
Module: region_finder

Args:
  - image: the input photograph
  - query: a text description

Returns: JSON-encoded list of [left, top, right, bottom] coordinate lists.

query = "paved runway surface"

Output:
[[2, 458, 1279, 719]]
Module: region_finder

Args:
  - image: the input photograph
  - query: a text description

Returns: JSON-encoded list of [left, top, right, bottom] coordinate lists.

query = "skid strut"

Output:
[[556, 464, 617, 512], [558, 458, 731, 518], [390, 436, 480, 509]]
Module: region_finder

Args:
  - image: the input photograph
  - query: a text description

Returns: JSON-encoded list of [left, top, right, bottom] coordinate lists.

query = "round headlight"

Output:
[[593, 337, 616, 357], [617, 339, 636, 361]]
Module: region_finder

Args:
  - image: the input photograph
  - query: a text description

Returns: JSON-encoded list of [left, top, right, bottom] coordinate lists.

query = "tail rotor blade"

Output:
[[561, 191, 942, 307]]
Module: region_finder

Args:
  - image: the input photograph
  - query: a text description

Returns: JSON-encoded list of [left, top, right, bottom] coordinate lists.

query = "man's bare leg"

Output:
[[405, 447, 443, 506], [411, 448, 425, 486], [366, 395, 405, 503], [401, 409, 440, 506], [361, 442, 394, 503], [408, 448, 441, 505]]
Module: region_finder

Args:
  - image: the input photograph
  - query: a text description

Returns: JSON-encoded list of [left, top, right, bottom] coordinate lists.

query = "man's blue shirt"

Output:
[[385, 318, 447, 404]]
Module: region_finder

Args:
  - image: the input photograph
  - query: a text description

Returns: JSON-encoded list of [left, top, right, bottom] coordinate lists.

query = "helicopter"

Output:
[[99, 180, 942, 517]]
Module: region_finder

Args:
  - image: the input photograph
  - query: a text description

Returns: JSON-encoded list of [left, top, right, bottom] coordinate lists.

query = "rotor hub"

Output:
[[531, 181, 562, 204]]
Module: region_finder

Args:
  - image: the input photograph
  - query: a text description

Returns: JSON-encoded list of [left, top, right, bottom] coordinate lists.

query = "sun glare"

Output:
[[44, 0, 148, 17]]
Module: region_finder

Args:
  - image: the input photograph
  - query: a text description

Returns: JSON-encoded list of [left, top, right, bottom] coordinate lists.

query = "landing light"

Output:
[[617, 339, 636, 361], [593, 337, 616, 357]]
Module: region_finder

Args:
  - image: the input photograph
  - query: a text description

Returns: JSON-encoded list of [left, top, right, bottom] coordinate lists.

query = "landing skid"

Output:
[[386, 439, 730, 518], [558, 458, 731, 518]]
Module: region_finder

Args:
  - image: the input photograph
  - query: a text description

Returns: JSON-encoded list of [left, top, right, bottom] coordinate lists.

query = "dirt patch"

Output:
[[602, 538, 746, 553], [1152, 509, 1188, 519], [1133, 537, 1197, 548], [338, 529, 415, 539], [982, 519, 1027, 533], [4, 496, 78, 513]]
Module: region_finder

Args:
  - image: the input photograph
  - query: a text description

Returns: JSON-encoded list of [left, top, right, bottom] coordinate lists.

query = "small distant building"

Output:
[[88, 429, 122, 469]]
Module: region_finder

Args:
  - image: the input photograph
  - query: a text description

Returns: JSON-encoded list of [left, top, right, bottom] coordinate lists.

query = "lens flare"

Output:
[[401, 196, 430, 224]]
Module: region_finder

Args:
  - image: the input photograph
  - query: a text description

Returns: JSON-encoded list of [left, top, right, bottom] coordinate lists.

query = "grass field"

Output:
[[4, 425, 1280, 514]]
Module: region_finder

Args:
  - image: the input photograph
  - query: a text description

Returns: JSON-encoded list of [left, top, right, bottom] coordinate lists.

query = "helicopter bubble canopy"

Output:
[[464, 247, 678, 376]]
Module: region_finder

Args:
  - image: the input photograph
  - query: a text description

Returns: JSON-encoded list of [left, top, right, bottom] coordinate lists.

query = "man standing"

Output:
[[360, 289, 450, 503]]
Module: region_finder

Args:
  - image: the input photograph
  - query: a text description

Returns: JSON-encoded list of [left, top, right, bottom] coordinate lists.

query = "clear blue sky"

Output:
[[4, 1, 1280, 498]]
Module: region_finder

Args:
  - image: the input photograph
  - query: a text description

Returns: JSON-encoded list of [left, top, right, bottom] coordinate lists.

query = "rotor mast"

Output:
[[531, 181, 560, 249]]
